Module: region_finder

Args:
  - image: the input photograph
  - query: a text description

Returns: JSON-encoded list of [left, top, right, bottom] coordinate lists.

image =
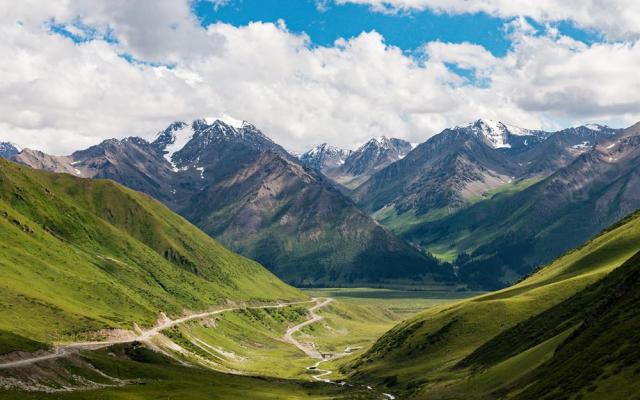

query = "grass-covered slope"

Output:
[[347, 209, 640, 399], [459, 250, 640, 400], [0, 343, 372, 399], [0, 158, 301, 351]]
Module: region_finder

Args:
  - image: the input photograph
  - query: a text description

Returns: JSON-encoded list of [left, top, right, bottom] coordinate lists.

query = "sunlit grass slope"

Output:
[[460, 250, 640, 399], [348, 209, 640, 398], [161, 305, 314, 379], [0, 343, 372, 399], [0, 158, 302, 351]]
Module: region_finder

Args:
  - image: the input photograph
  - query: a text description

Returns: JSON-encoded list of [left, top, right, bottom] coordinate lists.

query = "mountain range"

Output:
[[345, 119, 625, 288], [3, 117, 640, 399], [6, 118, 640, 291], [8, 119, 454, 288], [353, 120, 617, 216]]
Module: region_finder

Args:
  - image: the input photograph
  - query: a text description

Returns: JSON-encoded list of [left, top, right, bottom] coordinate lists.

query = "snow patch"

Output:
[[206, 113, 244, 129], [464, 119, 511, 148], [571, 141, 592, 150], [458, 119, 534, 149], [163, 124, 195, 169], [584, 124, 602, 131]]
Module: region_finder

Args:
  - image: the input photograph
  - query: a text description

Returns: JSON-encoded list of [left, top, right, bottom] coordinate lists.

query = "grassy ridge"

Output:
[[348, 209, 640, 398], [463, 251, 640, 399], [0, 158, 301, 351]]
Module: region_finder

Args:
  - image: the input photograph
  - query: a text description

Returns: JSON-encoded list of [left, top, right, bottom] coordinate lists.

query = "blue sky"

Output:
[[193, 0, 603, 57], [3, 1, 639, 154]]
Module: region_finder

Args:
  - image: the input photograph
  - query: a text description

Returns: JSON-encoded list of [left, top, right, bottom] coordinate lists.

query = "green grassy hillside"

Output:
[[347, 208, 640, 398], [0, 343, 372, 399], [460, 250, 640, 399], [0, 158, 301, 352]]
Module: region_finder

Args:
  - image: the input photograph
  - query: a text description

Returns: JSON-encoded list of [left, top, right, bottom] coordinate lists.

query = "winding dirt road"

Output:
[[0, 299, 313, 369], [1, 297, 396, 399], [283, 297, 332, 359], [283, 298, 396, 399]]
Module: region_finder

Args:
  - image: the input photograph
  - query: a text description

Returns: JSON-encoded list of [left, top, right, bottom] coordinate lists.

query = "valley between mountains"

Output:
[[2, 117, 640, 399]]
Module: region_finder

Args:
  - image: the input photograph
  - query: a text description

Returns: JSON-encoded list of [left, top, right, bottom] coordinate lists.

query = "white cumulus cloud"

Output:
[[0, 1, 639, 155]]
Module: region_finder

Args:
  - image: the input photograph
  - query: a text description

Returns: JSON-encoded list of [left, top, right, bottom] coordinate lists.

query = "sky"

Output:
[[1, 0, 640, 154]]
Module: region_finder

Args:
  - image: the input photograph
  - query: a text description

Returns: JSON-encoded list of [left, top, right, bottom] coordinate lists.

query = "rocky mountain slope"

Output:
[[158, 120, 453, 286], [342, 136, 412, 177], [301, 136, 412, 190], [0, 157, 301, 351], [299, 143, 352, 176], [404, 121, 640, 289], [353, 119, 617, 217], [10, 119, 454, 287], [348, 208, 640, 399]]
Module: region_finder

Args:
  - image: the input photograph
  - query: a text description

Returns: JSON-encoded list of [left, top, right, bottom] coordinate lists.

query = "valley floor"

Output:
[[0, 288, 473, 399]]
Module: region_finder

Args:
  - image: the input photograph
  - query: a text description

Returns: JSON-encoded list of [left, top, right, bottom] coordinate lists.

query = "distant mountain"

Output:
[[0, 157, 300, 350], [457, 119, 549, 150], [13, 119, 455, 287], [353, 119, 618, 220], [404, 122, 639, 289], [349, 206, 640, 399], [511, 124, 617, 176], [0, 142, 20, 158], [156, 120, 453, 286], [342, 136, 412, 177], [299, 143, 352, 175], [300, 136, 412, 189]]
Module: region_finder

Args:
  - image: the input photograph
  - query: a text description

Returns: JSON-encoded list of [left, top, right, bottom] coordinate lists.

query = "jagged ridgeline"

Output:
[[0, 158, 301, 353], [11, 119, 456, 288]]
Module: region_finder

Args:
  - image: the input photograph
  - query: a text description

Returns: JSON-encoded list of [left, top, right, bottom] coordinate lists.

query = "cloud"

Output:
[[1, 1, 639, 155], [205, 0, 232, 11], [4, 0, 226, 63], [332, 0, 640, 40]]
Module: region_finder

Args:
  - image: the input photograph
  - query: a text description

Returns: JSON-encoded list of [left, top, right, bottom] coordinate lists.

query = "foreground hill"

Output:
[[0, 157, 301, 352], [347, 207, 640, 399], [11, 119, 455, 287]]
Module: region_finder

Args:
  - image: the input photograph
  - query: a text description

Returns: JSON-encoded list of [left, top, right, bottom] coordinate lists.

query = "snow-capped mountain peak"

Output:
[[0, 141, 21, 158], [204, 114, 245, 129], [580, 123, 617, 133], [455, 119, 535, 149], [356, 135, 410, 157], [299, 143, 352, 170], [152, 118, 276, 171], [369, 136, 390, 145]]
